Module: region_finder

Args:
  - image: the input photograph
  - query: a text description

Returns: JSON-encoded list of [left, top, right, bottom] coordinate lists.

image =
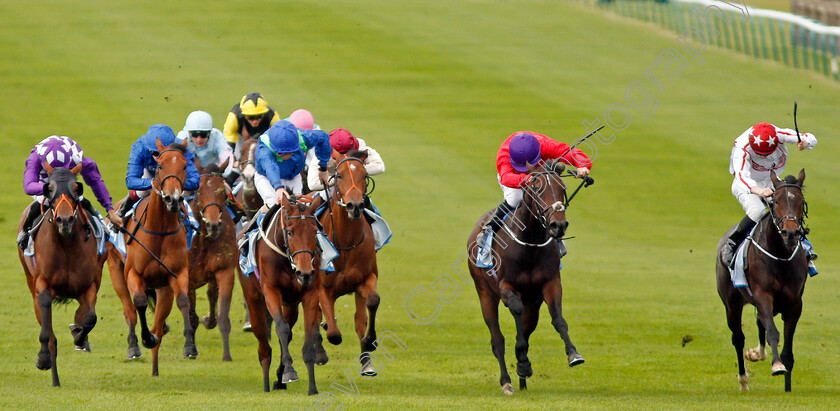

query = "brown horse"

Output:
[[123, 138, 197, 376], [239, 194, 325, 394], [716, 170, 809, 392], [17, 162, 103, 386], [235, 138, 264, 219], [187, 159, 237, 361], [317, 150, 380, 376], [467, 160, 586, 395]]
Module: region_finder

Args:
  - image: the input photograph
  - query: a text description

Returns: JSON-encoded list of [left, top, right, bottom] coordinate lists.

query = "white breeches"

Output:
[[732, 182, 767, 223], [254, 172, 302, 207], [498, 174, 523, 207]]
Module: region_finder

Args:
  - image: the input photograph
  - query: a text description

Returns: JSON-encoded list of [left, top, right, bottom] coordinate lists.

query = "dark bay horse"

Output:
[[123, 138, 197, 376], [317, 151, 380, 376], [239, 194, 325, 394], [188, 159, 237, 361], [235, 138, 264, 219], [716, 170, 809, 392], [17, 162, 103, 386], [467, 160, 585, 395]]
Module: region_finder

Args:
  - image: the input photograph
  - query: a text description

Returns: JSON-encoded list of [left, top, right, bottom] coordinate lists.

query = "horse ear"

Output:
[[219, 157, 230, 173], [797, 168, 806, 186], [73, 182, 84, 197], [308, 194, 324, 213], [525, 161, 538, 173], [155, 137, 166, 152], [42, 161, 54, 175], [194, 156, 204, 174], [43, 182, 53, 198], [770, 171, 781, 188], [554, 162, 566, 174], [70, 162, 83, 175]]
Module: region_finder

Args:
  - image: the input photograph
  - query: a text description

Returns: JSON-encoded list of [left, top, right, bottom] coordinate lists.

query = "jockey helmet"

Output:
[[38, 136, 84, 168], [509, 132, 541, 172], [329, 128, 359, 154], [749, 122, 779, 155], [239, 92, 270, 116], [267, 121, 301, 154], [289, 109, 315, 130], [184, 110, 213, 131]]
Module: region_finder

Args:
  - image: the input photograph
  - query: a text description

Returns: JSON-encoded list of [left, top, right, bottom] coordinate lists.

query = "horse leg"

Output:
[[319, 287, 342, 345], [263, 286, 295, 389], [172, 272, 198, 360], [543, 279, 584, 367], [518, 303, 541, 391], [109, 255, 140, 359], [781, 301, 803, 392], [478, 289, 513, 394], [302, 291, 321, 395], [356, 275, 379, 353], [71, 283, 98, 352], [126, 267, 158, 350], [215, 270, 234, 362], [35, 289, 59, 386], [745, 315, 767, 362], [187, 287, 199, 332], [754, 291, 786, 376], [201, 280, 219, 330], [501, 287, 532, 383], [724, 300, 748, 390], [241, 274, 272, 392]]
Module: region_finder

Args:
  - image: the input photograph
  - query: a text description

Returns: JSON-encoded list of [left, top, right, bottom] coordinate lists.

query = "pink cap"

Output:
[[289, 109, 315, 130], [329, 128, 359, 154]]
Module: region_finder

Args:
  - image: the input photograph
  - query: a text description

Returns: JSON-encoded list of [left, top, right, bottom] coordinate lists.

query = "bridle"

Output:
[[195, 172, 226, 225], [523, 171, 568, 229], [332, 157, 369, 208], [278, 201, 321, 272], [151, 148, 186, 199], [750, 183, 808, 261]]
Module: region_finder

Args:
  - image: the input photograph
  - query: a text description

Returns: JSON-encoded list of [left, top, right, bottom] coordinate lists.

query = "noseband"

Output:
[[152, 148, 186, 198], [764, 183, 808, 237], [279, 203, 321, 272], [524, 171, 567, 229]]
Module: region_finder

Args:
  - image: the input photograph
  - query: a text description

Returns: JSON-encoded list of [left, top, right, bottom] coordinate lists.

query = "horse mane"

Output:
[[782, 175, 803, 188], [345, 149, 368, 159], [203, 163, 222, 174], [164, 143, 187, 154]]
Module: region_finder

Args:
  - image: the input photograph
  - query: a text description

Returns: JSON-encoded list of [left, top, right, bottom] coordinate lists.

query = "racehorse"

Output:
[[235, 138, 264, 219], [187, 159, 237, 361], [316, 150, 380, 376], [467, 160, 586, 395], [17, 162, 103, 386], [716, 170, 809, 392], [238, 194, 325, 394], [122, 138, 197, 376]]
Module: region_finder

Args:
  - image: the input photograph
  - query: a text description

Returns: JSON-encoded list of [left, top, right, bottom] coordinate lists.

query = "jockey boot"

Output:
[[363, 195, 377, 224], [79, 197, 98, 218], [17, 202, 43, 250], [115, 191, 140, 225], [722, 215, 756, 267], [226, 191, 247, 223], [476, 201, 514, 249], [224, 169, 241, 187]]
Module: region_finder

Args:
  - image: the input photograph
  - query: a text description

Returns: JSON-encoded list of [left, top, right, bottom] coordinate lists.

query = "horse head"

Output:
[[280, 194, 324, 287], [153, 138, 188, 214], [333, 149, 369, 221], [239, 138, 258, 187], [42, 161, 84, 237], [523, 160, 569, 239], [195, 159, 229, 238], [770, 169, 807, 251]]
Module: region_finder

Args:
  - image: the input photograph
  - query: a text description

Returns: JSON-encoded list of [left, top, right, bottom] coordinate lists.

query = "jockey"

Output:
[[253, 120, 331, 208], [287, 109, 321, 131], [115, 124, 201, 219], [176, 110, 246, 221], [223, 92, 282, 165], [307, 128, 385, 208], [476, 131, 592, 250], [722, 122, 818, 268], [17, 136, 121, 249]]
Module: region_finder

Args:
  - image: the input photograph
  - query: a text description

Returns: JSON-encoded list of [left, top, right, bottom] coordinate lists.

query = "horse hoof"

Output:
[[308, 388, 319, 396], [501, 383, 515, 395], [745, 347, 766, 362], [273, 381, 287, 390], [738, 374, 749, 391], [772, 362, 787, 376], [242, 322, 252, 332], [75, 344, 91, 352], [516, 362, 533, 379], [327, 333, 342, 345], [315, 350, 329, 366], [282, 369, 299, 383], [568, 353, 585, 367], [126, 347, 143, 360], [183, 345, 198, 359], [201, 315, 217, 329], [360, 361, 378, 377], [142, 334, 159, 349], [36, 355, 51, 371], [320, 321, 327, 330]]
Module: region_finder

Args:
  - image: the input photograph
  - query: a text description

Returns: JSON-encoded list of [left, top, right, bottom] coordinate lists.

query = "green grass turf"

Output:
[[1, 0, 839, 409]]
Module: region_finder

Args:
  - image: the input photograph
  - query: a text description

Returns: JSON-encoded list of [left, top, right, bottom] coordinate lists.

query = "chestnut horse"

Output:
[[17, 162, 103, 386], [467, 160, 586, 395], [239, 194, 325, 394], [235, 138, 264, 219], [716, 170, 809, 392], [317, 151, 380, 376], [187, 159, 237, 361], [123, 138, 197, 376]]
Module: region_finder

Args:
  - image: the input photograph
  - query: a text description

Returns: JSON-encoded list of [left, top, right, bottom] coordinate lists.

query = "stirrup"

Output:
[[17, 231, 29, 250]]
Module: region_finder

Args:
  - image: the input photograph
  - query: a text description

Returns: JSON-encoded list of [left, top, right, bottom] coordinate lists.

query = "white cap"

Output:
[[184, 110, 213, 131]]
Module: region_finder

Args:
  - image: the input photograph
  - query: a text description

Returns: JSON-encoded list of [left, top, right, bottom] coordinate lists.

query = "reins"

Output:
[[326, 157, 368, 251], [749, 184, 808, 262]]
